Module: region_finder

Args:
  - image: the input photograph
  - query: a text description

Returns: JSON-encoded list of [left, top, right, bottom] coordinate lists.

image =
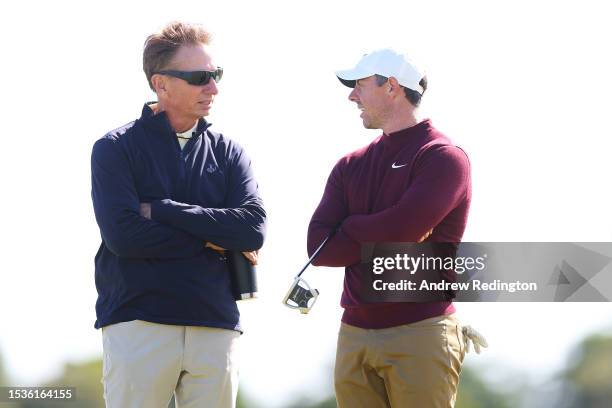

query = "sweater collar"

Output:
[[139, 102, 212, 136], [381, 118, 432, 147]]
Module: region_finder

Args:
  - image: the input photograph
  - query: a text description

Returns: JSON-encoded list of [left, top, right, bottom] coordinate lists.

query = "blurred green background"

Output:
[[1, 332, 611, 408]]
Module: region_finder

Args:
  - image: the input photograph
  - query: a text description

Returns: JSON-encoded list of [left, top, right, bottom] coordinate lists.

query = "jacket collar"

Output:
[[139, 102, 212, 136]]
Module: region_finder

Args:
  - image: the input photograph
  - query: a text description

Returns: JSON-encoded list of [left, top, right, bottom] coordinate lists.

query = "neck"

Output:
[[153, 101, 198, 133], [382, 110, 419, 135]]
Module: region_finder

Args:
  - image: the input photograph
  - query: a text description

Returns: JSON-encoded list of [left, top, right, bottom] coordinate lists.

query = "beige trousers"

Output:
[[101, 320, 240, 408], [334, 314, 465, 408]]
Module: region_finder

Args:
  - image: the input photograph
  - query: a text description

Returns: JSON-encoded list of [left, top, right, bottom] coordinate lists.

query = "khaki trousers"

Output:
[[101, 320, 240, 408], [334, 314, 465, 408]]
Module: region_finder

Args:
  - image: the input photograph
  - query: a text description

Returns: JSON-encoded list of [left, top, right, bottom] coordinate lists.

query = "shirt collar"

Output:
[[176, 121, 198, 139]]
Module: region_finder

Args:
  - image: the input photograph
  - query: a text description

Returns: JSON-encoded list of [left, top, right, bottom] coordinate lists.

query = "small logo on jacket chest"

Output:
[[392, 161, 408, 169], [206, 163, 217, 174]]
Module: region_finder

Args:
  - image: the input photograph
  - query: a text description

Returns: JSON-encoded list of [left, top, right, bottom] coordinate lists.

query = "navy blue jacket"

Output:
[[91, 103, 267, 331]]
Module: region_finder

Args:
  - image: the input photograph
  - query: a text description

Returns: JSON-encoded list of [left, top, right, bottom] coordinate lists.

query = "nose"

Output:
[[348, 88, 359, 103], [205, 79, 219, 95]]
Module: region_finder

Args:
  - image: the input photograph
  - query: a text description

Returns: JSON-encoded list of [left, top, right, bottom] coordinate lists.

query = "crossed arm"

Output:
[[307, 146, 469, 267], [307, 161, 363, 267], [91, 138, 266, 260]]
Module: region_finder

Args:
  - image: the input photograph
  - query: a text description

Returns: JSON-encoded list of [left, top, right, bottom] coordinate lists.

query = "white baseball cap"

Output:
[[336, 48, 425, 94]]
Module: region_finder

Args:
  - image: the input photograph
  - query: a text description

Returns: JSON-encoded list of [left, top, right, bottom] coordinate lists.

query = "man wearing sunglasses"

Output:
[[307, 49, 486, 407], [91, 22, 266, 408]]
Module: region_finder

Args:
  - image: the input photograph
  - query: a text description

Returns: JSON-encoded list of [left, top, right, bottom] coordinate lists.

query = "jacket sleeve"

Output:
[[91, 137, 204, 259], [307, 160, 362, 267], [341, 145, 470, 243], [150, 144, 266, 252]]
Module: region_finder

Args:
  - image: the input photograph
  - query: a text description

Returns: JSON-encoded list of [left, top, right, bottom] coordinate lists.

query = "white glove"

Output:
[[462, 325, 488, 354]]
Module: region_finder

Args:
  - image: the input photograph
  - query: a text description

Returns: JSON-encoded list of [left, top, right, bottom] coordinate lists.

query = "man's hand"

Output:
[[417, 229, 433, 243], [139, 203, 152, 219], [206, 242, 225, 255], [205, 242, 259, 266], [241, 250, 259, 266]]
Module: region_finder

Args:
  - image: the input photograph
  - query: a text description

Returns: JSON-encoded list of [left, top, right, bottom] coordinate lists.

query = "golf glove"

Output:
[[462, 325, 488, 354]]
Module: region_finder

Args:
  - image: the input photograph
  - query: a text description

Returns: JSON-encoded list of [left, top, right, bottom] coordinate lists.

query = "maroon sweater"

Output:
[[307, 119, 471, 329]]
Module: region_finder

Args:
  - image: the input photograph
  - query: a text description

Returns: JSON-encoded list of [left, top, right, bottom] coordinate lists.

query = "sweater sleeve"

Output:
[[91, 138, 204, 259], [342, 145, 470, 243], [150, 144, 266, 252], [307, 160, 362, 267]]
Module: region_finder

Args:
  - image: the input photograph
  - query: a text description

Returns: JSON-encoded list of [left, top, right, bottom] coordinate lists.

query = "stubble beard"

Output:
[[362, 112, 381, 130]]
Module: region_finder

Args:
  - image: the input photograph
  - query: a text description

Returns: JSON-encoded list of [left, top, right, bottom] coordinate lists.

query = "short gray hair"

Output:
[[143, 21, 212, 91]]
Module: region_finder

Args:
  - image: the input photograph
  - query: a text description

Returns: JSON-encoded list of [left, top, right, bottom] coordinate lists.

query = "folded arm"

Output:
[[91, 138, 204, 259], [150, 144, 267, 252], [342, 145, 470, 243], [307, 160, 362, 267]]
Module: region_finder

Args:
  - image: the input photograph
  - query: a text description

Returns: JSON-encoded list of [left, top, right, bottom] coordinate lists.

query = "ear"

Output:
[[151, 74, 167, 94], [387, 77, 402, 97]]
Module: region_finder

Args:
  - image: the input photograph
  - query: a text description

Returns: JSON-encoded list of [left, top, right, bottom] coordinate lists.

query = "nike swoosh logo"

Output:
[[391, 162, 408, 169]]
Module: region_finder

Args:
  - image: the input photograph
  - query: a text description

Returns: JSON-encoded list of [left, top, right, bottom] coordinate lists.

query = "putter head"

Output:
[[282, 277, 319, 314]]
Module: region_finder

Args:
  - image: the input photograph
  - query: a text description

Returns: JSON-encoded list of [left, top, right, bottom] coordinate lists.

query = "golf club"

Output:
[[283, 231, 335, 314]]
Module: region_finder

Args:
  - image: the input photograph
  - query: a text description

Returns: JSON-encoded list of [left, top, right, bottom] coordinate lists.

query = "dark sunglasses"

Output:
[[156, 68, 223, 85]]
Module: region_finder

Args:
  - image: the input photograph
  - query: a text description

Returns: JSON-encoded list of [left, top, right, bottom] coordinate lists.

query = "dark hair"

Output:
[[143, 22, 212, 91], [375, 74, 428, 107]]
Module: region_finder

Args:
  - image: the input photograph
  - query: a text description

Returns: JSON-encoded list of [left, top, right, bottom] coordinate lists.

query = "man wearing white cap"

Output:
[[307, 49, 486, 407]]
